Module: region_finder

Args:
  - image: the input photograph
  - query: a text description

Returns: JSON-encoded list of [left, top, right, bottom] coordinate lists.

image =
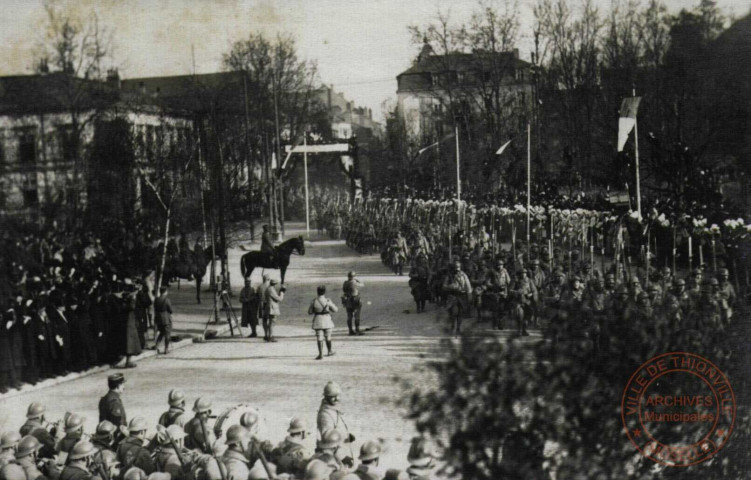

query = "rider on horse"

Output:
[[261, 224, 276, 264]]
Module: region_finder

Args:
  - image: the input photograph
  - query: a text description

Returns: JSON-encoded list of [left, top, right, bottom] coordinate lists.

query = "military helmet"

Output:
[[65, 413, 85, 433], [605, 273, 615, 281], [709, 278, 719, 286], [69, 440, 96, 460], [95, 449, 119, 468], [15, 436, 42, 458], [239, 410, 260, 430], [95, 420, 117, 438], [123, 467, 148, 480], [718, 268, 729, 277], [0, 463, 25, 480], [359, 440, 382, 461], [692, 268, 703, 276], [26, 402, 46, 419], [673, 278, 686, 287], [318, 429, 343, 449], [225, 425, 250, 447], [451, 260, 461, 270], [323, 381, 342, 398], [648, 284, 660, 293], [616, 285, 629, 296], [127, 416, 148, 433], [303, 459, 330, 480], [531, 259, 540, 266], [193, 397, 212, 414], [287, 417, 307, 434], [166, 425, 186, 441], [168, 389, 186, 407], [1, 431, 21, 449]]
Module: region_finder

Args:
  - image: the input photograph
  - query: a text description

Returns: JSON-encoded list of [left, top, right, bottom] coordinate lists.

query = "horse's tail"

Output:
[[240, 254, 247, 278]]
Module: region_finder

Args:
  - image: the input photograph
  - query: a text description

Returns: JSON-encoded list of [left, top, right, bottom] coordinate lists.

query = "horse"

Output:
[[162, 250, 213, 304], [240, 236, 305, 284]]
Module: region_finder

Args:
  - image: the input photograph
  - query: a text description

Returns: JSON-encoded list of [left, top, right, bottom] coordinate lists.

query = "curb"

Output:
[[0, 325, 231, 402]]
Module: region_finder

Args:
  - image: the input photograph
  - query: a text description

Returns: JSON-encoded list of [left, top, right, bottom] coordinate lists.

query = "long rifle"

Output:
[[199, 417, 226, 480], [249, 437, 274, 479]]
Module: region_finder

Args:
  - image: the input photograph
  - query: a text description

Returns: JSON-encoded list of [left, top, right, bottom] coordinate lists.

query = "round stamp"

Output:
[[621, 352, 736, 467]]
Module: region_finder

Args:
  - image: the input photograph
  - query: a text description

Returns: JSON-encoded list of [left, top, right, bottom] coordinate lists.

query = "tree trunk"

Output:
[[156, 209, 171, 296]]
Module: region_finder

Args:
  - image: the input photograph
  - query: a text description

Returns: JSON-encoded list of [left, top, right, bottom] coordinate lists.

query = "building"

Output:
[[317, 85, 383, 142], [396, 40, 534, 139], [0, 71, 193, 219]]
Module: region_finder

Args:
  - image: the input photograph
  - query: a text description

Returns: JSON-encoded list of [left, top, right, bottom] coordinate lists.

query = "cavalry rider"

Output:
[[261, 225, 276, 264]]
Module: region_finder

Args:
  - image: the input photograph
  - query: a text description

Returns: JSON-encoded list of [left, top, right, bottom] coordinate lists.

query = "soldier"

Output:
[[59, 440, 99, 480], [90, 450, 119, 480], [271, 418, 312, 477], [153, 286, 172, 354], [91, 422, 117, 455], [158, 390, 188, 429], [239, 279, 259, 338], [257, 274, 271, 341], [603, 273, 617, 297], [302, 459, 334, 480], [153, 425, 190, 480], [353, 441, 384, 480], [528, 259, 546, 328], [342, 272, 364, 336], [317, 382, 353, 444], [442, 261, 472, 336], [716, 268, 736, 326], [309, 430, 347, 474], [19, 403, 59, 459], [115, 418, 154, 475], [220, 425, 252, 480], [58, 414, 86, 457], [405, 437, 437, 480], [183, 398, 216, 454], [14, 436, 46, 480], [666, 278, 691, 319], [0, 462, 26, 480], [98, 374, 126, 429], [237, 411, 274, 473], [485, 259, 511, 330], [0, 432, 21, 468], [559, 275, 585, 340], [260, 225, 276, 264], [510, 270, 536, 337], [309, 286, 339, 360], [408, 255, 431, 314], [263, 279, 285, 343]]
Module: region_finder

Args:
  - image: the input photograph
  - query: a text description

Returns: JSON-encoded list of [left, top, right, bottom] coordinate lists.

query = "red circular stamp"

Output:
[[621, 352, 736, 467]]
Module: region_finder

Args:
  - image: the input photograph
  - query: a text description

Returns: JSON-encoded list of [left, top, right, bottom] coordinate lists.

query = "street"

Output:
[[0, 223, 456, 470]]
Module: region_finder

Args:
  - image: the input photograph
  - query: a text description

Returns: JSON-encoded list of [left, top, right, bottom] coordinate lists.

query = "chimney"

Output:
[[106, 68, 121, 89], [512, 48, 519, 59]]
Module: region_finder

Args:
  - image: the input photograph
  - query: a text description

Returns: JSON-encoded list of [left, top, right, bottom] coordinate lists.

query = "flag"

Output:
[[495, 140, 511, 155], [617, 97, 641, 152], [418, 133, 455, 156], [341, 154, 354, 173], [271, 152, 278, 169]]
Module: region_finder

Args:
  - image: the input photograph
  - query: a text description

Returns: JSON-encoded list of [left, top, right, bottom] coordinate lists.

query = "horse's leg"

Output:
[[280, 266, 286, 284], [196, 277, 201, 304]]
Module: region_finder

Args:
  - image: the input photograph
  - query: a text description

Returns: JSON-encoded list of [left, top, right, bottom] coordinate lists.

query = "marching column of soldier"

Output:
[[338, 198, 740, 343], [0, 374, 439, 480]]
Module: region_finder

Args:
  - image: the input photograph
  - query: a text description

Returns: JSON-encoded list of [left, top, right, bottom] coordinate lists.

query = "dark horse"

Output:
[[240, 236, 305, 283], [163, 249, 213, 304]]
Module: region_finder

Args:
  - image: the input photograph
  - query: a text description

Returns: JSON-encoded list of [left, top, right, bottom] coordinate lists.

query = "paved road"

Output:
[[0, 222, 539, 470]]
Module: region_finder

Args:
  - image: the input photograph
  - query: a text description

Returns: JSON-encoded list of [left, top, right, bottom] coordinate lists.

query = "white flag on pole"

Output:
[[495, 140, 511, 155], [617, 97, 642, 152]]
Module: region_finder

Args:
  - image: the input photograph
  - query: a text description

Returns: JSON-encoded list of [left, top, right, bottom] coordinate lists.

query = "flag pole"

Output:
[[303, 131, 310, 238], [455, 124, 461, 201], [527, 122, 531, 251], [633, 88, 642, 220]]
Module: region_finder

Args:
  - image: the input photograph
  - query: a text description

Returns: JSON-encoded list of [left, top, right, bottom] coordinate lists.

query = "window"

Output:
[[19, 130, 36, 165], [58, 126, 77, 162], [21, 174, 38, 207]]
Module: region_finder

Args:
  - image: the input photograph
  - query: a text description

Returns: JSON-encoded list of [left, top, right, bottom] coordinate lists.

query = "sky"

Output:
[[0, 0, 747, 123]]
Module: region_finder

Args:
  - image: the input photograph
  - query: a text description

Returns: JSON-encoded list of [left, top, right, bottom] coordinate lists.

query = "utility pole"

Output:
[[455, 124, 461, 201], [243, 74, 255, 241], [633, 87, 642, 220], [272, 68, 284, 239]]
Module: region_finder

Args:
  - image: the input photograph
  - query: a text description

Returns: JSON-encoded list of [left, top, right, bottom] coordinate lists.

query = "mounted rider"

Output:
[[261, 225, 276, 264]]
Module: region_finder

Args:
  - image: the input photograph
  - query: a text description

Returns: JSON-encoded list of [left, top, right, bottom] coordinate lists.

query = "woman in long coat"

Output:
[[120, 280, 141, 368]]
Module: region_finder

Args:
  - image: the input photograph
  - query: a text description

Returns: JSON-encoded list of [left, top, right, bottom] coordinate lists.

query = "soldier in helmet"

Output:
[[0, 432, 21, 468], [90, 450, 119, 480], [354, 441, 384, 480], [60, 440, 98, 480], [260, 225, 276, 265], [14, 436, 47, 480], [271, 418, 313, 477], [19, 403, 58, 459], [220, 425, 252, 480], [238, 410, 274, 470], [92, 422, 117, 456], [309, 430, 347, 474], [442, 261, 472, 336], [302, 459, 334, 480], [98, 374, 126, 429], [158, 390, 188, 429], [153, 425, 191, 480], [58, 414, 86, 457], [317, 382, 353, 444], [183, 399, 216, 454], [115, 418, 154, 475], [342, 272, 365, 336], [716, 268, 736, 326]]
